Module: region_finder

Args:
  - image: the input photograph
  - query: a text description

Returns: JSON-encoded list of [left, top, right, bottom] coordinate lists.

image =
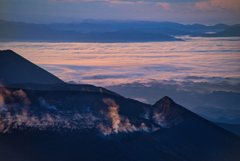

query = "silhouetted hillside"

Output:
[[0, 50, 120, 96], [79, 29, 180, 42], [0, 50, 64, 85], [0, 88, 240, 161], [0, 20, 181, 42], [136, 27, 194, 36], [1, 19, 235, 42], [0, 50, 240, 160], [204, 26, 240, 37], [48, 20, 229, 33], [215, 122, 240, 137]]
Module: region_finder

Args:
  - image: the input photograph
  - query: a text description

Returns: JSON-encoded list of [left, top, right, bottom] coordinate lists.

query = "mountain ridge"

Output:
[[0, 50, 121, 96], [0, 20, 181, 43], [0, 50, 64, 85], [0, 50, 240, 160], [204, 26, 240, 37]]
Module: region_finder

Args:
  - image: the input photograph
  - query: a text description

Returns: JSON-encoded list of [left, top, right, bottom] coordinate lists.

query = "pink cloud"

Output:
[[156, 2, 171, 10], [109, 1, 134, 4], [195, 0, 240, 12]]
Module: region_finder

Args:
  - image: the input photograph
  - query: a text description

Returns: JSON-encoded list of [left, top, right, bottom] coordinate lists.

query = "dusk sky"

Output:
[[0, 0, 240, 24]]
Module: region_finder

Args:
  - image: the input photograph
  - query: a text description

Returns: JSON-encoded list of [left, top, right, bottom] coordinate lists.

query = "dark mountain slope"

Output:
[[0, 50, 120, 96], [204, 26, 240, 37], [150, 96, 194, 127], [1, 88, 240, 161], [48, 20, 229, 33], [139, 97, 240, 160], [0, 20, 181, 42], [5, 83, 121, 96], [215, 122, 240, 137], [80, 29, 180, 42], [136, 27, 194, 36], [0, 50, 240, 160], [139, 118, 240, 161], [0, 50, 64, 85]]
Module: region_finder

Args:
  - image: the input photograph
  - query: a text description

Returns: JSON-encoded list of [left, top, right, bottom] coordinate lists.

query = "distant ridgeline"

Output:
[[0, 49, 240, 161], [203, 25, 240, 37], [0, 19, 239, 43], [0, 50, 119, 96]]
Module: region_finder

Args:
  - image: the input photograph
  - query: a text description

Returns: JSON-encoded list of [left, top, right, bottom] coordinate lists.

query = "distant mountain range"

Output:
[[0, 50, 240, 160], [0, 19, 239, 43], [0, 20, 180, 43], [48, 19, 230, 33], [203, 25, 240, 37]]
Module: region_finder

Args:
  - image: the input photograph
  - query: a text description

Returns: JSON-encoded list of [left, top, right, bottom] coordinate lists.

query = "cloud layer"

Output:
[[1, 38, 239, 123], [1, 37, 239, 86]]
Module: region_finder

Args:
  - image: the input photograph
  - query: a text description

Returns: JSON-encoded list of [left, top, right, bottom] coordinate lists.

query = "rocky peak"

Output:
[[151, 96, 187, 127]]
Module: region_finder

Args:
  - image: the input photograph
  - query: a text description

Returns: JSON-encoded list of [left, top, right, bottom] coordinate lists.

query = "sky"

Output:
[[0, 0, 240, 24]]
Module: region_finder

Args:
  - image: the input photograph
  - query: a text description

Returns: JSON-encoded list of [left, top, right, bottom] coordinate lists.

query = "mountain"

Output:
[[203, 26, 240, 37], [214, 122, 240, 137], [0, 50, 240, 160], [205, 116, 240, 125], [0, 50, 64, 85], [136, 27, 194, 36], [82, 18, 99, 23], [0, 89, 240, 161], [5, 83, 120, 96], [1, 19, 233, 43], [0, 50, 119, 96], [48, 20, 229, 33], [79, 29, 180, 42], [0, 20, 181, 43]]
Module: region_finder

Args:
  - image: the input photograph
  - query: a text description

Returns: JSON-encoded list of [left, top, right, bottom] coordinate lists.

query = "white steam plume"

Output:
[[0, 88, 100, 132], [0, 88, 160, 135], [39, 97, 58, 110], [0, 94, 7, 112], [152, 112, 166, 127], [99, 98, 150, 135], [0, 88, 31, 109], [0, 109, 102, 133], [104, 98, 121, 133]]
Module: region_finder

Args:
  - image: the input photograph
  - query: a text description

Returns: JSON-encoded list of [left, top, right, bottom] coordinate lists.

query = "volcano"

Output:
[[0, 50, 240, 161], [0, 50, 64, 85], [0, 50, 119, 96]]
